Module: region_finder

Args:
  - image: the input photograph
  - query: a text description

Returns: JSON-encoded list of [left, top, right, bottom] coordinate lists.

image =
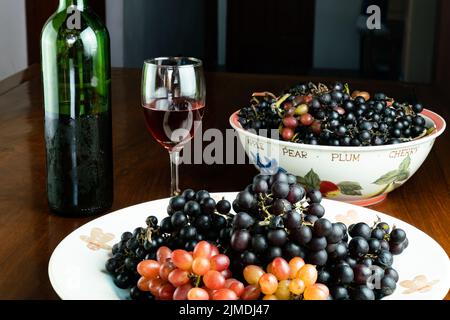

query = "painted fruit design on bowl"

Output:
[[298, 169, 362, 198]]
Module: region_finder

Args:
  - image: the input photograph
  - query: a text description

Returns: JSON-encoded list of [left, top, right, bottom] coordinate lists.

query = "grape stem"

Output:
[[190, 274, 202, 288], [115, 264, 126, 274], [213, 210, 233, 220], [257, 193, 274, 219], [251, 97, 260, 105], [364, 253, 378, 259], [309, 82, 329, 95], [370, 216, 382, 230], [252, 91, 277, 100]]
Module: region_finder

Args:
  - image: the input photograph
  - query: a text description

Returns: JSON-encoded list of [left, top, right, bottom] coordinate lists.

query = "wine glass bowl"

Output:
[[142, 57, 205, 195]]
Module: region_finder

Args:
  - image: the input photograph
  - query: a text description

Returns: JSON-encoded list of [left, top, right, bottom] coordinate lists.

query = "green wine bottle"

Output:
[[41, 0, 113, 216]]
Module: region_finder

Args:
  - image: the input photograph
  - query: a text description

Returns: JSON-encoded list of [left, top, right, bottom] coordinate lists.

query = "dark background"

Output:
[[25, 0, 450, 96]]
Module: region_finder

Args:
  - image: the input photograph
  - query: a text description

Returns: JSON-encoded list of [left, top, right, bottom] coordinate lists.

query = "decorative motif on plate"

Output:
[[400, 275, 439, 294], [80, 227, 115, 251], [334, 210, 374, 226]]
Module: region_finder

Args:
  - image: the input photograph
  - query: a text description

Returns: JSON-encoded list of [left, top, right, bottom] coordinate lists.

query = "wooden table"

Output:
[[0, 66, 448, 299]]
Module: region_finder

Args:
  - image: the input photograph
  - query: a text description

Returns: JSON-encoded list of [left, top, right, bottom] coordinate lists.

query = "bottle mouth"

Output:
[[144, 57, 203, 69]]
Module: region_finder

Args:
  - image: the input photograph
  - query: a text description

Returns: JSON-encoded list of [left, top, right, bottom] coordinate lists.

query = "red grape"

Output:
[[172, 250, 193, 271], [303, 284, 329, 300], [281, 127, 294, 141], [212, 289, 238, 300], [221, 269, 232, 279], [157, 246, 172, 263], [202, 286, 217, 298], [210, 254, 230, 272], [288, 257, 305, 279], [300, 113, 314, 126], [187, 288, 210, 300], [289, 278, 305, 295], [311, 121, 322, 134], [284, 102, 294, 111], [137, 260, 160, 279], [243, 265, 265, 285], [286, 108, 296, 117], [225, 279, 245, 297], [158, 283, 176, 300], [193, 241, 211, 259], [314, 283, 330, 296], [259, 273, 278, 295], [296, 264, 318, 287], [168, 269, 190, 287], [271, 257, 290, 281], [148, 278, 164, 296], [173, 283, 193, 300], [137, 277, 150, 292], [210, 245, 220, 257], [304, 95, 313, 104], [241, 284, 261, 300], [283, 116, 298, 129], [192, 257, 210, 276], [159, 261, 176, 281], [203, 270, 226, 290]]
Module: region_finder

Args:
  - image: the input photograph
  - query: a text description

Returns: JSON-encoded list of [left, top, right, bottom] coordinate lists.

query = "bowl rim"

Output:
[[229, 108, 446, 152]]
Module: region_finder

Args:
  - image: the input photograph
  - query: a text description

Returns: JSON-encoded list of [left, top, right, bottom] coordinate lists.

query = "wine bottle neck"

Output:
[[58, 0, 87, 11]]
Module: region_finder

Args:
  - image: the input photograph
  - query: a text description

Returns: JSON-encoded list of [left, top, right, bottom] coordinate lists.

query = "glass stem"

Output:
[[169, 150, 181, 196]]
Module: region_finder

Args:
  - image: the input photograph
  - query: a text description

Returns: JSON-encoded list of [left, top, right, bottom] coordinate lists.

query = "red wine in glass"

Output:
[[143, 97, 204, 151], [142, 57, 205, 196]]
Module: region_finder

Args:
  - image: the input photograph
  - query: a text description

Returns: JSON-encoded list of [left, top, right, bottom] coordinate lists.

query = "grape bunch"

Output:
[[132, 241, 299, 300], [224, 171, 409, 300], [135, 242, 242, 300], [243, 257, 329, 300], [105, 189, 235, 299], [225, 171, 327, 270], [316, 221, 408, 300], [227, 171, 325, 271], [237, 93, 282, 134], [162, 189, 234, 249], [238, 82, 429, 146]]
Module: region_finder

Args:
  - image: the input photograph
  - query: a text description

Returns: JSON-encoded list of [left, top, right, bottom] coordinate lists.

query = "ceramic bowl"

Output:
[[230, 109, 446, 206]]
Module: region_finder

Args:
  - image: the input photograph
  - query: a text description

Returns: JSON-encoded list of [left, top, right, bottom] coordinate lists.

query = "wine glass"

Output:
[[142, 57, 206, 196]]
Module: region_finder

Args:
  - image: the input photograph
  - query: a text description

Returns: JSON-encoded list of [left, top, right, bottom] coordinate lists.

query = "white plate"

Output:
[[48, 192, 450, 300]]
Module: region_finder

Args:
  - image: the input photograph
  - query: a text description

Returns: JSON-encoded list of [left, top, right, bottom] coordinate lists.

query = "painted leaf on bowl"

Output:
[[399, 156, 411, 172], [373, 156, 411, 185], [338, 181, 363, 196], [396, 170, 410, 182], [298, 169, 321, 190], [373, 170, 401, 185]]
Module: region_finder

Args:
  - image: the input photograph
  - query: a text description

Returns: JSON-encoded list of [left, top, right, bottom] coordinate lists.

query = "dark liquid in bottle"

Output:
[[45, 112, 113, 216], [143, 98, 204, 151]]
